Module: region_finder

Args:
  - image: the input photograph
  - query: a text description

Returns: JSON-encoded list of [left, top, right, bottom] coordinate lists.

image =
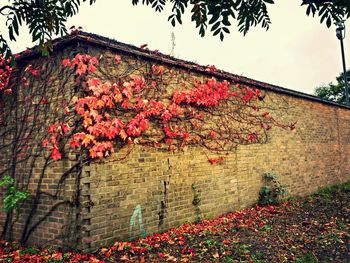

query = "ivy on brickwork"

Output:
[[0, 49, 294, 244], [0, 56, 12, 94], [36, 53, 295, 163], [0, 51, 296, 163]]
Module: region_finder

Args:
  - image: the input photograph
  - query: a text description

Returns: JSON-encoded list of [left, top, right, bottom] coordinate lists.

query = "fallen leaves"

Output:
[[1, 185, 349, 262]]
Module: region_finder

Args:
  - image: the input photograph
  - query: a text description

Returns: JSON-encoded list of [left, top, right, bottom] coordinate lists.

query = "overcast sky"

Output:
[[4, 0, 350, 95]]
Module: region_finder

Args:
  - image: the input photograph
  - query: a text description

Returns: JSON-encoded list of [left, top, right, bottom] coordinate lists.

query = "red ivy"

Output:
[[42, 53, 291, 163], [0, 56, 12, 93]]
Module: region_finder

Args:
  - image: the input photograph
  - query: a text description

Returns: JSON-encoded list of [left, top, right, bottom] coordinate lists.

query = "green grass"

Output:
[[294, 252, 318, 263], [310, 181, 350, 199]]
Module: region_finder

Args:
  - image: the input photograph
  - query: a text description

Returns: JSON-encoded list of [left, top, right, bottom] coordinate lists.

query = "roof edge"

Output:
[[15, 31, 350, 110]]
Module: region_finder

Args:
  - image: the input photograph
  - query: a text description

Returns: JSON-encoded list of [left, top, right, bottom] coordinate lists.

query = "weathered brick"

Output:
[[1, 34, 349, 252]]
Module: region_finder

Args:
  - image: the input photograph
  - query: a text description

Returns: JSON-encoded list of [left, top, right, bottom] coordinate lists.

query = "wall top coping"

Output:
[[16, 31, 350, 110]]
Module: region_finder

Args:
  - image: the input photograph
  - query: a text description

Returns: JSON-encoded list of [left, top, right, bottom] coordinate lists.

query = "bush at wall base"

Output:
[[258, 173, 287, 206]]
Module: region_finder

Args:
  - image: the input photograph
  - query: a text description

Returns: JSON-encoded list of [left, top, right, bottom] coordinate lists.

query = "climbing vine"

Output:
[[42, 53, 295, 163], [0, 49, 294, 244]]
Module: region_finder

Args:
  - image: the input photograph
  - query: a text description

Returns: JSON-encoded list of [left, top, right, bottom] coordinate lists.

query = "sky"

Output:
[[3, 0, 350, 95]]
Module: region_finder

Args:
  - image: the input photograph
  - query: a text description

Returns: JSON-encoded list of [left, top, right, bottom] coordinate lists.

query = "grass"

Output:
[[310, 181, 350, 199]]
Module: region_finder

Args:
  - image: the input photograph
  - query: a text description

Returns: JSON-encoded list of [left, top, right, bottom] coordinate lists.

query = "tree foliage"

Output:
[[132, 0, 350, 40], [0, 0, 349, 57], [0, 0, 96, 58], [314, 70, 350, 104], [0, 1, 349, 57]]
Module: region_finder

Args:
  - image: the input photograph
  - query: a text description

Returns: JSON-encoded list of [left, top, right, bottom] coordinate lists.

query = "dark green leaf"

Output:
[[326, 16, 331, 27], [213, 28, 221, 36], [211, 21, 221, 32]]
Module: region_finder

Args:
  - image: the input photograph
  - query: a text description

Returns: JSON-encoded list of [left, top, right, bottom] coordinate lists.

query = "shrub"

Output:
[[0, 175, 28, 212], [258, 173, 287, 205]]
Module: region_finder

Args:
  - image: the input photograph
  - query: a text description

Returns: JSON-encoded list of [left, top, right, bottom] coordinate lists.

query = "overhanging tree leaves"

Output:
[[132, 0, 350, 40], [314, 69, 350, 104], [0, 0, 349, 57], [0, 0, 96, 58]]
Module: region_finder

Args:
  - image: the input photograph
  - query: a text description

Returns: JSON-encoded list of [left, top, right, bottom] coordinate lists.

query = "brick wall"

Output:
[[82, 96, 350, 250], [77, 45, 350, 250], [0, 48, 82, 248], [1, 39, 349, 251]]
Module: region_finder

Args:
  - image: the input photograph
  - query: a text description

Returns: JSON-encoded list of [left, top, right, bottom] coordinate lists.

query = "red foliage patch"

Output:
[[42, 53, 292, 163]]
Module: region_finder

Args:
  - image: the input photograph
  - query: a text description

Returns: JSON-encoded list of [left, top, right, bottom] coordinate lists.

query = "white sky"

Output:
[[3, 0, 350, 95]]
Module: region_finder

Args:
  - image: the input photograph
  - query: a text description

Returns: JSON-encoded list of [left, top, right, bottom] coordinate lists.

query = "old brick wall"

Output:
[[0, 37, 349, 252], [78, 45, 350, 250], [10, 158, 81, 247], [82, 96, 350, 250], [0, 47, 83, 248]]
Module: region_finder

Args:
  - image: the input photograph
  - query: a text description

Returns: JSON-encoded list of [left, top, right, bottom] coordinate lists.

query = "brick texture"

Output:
[[0, 38, 349, 252]]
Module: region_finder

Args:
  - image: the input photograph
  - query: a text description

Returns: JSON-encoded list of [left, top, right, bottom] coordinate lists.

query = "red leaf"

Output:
[[208, 157, 224, 165], [30, 69, 39, 76], [114, 55, 122, 63], [62, 59, 71, 67], [122, 86, 133, 100], [70, 140, 80, 148], [76, 63, 87, 75], [87, 77, 101, 88], [50, 147, 62, 161], [48, 124, 56, 134], [42, 139, 50, 147], [209, 131, 218, 138], [61, 123, 70, 133], [139, 118, 149, 132]]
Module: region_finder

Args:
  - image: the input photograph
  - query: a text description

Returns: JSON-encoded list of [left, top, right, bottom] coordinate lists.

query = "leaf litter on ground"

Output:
[[0, 182, 349, 262]]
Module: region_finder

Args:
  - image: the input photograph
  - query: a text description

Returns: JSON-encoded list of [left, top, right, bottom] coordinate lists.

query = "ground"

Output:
[[0, 182, 349, 262]]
